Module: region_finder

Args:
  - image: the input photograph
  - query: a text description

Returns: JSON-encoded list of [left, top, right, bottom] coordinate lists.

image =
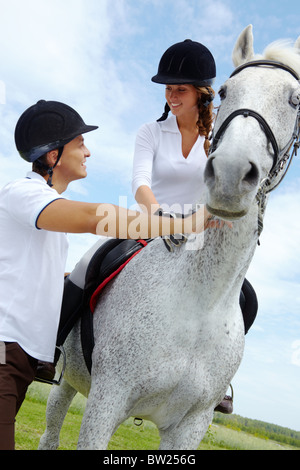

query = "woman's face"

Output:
[[165, 84, 199, 117]]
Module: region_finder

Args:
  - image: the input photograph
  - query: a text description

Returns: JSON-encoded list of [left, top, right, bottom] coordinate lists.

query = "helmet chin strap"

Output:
[[47, 147, 64, 187], [46, 169, 54, 187], [36, 147, 64, 187], [202, 88, 214, 108]]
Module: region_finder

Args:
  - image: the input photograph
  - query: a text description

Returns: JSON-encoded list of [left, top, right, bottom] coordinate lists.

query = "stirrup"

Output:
[[230, 383, 234, 401], [214, 384, 234, 414], [34, 346, 66, 386]]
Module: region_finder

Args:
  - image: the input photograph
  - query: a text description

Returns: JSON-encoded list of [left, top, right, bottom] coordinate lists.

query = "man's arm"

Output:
[[37, 199, 211, 239], [37, 200, 101, 234]]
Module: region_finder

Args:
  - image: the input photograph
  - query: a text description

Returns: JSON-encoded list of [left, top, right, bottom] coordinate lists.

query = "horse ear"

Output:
[[232, 25, 254, 67]]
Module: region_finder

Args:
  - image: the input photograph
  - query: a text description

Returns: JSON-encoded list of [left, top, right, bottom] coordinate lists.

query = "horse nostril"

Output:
[[243, 162, 259, 186], [204, 157, 215, 182]]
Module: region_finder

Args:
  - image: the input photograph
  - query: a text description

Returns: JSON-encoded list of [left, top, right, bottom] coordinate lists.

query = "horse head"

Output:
[[205, 24, 300, 223]]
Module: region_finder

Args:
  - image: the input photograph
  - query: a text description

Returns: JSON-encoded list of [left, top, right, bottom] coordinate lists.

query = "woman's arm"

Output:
[[134, 185, 160, 214], [132, 123, 159, 213]]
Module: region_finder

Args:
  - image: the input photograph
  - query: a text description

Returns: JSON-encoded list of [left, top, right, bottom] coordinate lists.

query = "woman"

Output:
[[132, 39, 216, 217]]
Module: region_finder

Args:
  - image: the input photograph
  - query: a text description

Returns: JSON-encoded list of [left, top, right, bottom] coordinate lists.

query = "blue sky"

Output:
[[0, 0, 299, 433]]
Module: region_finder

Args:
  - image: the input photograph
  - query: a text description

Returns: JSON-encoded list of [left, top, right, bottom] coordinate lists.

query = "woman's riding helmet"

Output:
[[151, 39, 216, 86]]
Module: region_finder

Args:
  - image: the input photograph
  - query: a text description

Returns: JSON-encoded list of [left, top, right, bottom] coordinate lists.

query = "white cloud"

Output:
[[0, 80, 5, 105], [291, 340, 300, 367], [0, 0, 141, 191], [246, 184, 300, 321]]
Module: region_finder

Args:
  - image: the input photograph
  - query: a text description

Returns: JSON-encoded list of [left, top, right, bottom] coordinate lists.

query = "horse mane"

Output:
[[254, 39, 300, 76]]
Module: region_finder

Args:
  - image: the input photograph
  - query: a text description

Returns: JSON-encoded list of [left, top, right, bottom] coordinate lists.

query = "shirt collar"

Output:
[[159, 114, 180, 134], [26, 171, 48, 183]]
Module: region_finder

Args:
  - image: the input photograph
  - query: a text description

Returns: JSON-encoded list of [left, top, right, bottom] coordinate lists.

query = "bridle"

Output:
[[209, 60, 300, 237]]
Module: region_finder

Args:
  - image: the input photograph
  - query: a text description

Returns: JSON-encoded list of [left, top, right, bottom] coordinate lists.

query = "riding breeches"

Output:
[[0, 342, 37, 450], [68, 237, 108, 289]]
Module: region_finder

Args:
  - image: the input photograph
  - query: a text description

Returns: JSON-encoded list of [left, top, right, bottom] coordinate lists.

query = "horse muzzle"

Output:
[[204, 151, 260, 220]]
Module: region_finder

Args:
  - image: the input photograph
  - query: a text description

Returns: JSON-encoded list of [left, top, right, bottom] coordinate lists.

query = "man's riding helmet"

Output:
[[15, 100, 98, 186], [15, 100, 98, 163], [151, 39, 216, 86]]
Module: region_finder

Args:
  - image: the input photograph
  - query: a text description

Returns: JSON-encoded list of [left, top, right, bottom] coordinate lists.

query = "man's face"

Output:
[[58, 135, 91, 183]]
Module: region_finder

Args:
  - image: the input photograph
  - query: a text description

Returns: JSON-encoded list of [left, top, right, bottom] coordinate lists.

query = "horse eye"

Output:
[[218, 86, 227, 101], [290, 89, 300, 108]]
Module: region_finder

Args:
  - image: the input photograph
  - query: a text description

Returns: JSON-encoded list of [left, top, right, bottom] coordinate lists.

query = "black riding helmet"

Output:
[[15, 100, 98, 163], [152, 40, 216, 122], [152, 39, 216, 86], [15, 100, 98, 186]]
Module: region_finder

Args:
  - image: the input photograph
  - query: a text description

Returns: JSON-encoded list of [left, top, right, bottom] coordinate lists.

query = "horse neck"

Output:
[[184, 204, 259, 304]]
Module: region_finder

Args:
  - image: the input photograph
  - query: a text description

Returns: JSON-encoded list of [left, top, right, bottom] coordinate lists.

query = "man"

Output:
[[0, 100, 208, 449]]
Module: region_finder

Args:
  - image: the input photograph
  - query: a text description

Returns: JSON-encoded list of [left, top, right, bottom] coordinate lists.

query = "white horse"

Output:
[[39, 25, 300, 450]]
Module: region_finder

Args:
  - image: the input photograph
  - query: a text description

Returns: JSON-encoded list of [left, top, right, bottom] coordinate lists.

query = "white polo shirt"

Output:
[[0, 171, 69, 362], [132, 114, 207, 214]]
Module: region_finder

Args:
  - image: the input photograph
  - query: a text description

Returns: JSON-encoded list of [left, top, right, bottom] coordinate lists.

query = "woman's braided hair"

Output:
[[195, 86, 215, 156]]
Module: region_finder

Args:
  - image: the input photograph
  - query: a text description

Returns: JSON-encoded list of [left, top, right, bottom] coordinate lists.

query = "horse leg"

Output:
[[77, 378, 128, 450], [38, 378, 77, 450], [158, 408, 214, 450]]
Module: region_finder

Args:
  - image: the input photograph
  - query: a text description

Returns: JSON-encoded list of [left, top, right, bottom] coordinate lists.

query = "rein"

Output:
[[210, 60, 300, 237]]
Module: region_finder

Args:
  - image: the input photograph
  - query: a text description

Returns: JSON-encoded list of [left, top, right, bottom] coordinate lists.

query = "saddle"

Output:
[[57, 238, 258, 374]]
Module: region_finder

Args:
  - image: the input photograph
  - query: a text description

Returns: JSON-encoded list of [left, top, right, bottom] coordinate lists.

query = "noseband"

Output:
[[210, 107, 280, 173], [209, 60, 300, 236]]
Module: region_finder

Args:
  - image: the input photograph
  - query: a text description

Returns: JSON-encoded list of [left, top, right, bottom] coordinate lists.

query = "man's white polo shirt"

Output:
[[0, 172, 69, 362]]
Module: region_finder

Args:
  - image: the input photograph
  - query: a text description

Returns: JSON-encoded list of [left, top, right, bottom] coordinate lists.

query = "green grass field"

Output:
[[14, 382, 299, 451]]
